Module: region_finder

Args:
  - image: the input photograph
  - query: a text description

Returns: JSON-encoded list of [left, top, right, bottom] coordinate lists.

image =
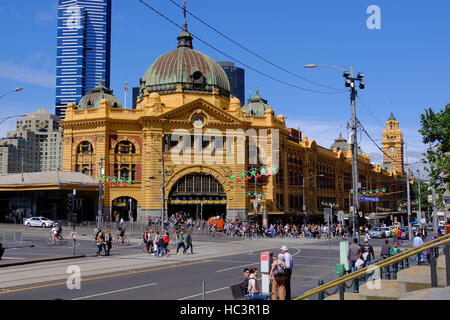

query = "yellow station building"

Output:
[[60, 23, 406, 224]]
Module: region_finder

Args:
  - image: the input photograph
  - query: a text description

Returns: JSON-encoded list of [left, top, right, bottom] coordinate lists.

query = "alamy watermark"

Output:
[[66, 265, 81, 290], [367, 5, 381, 30]]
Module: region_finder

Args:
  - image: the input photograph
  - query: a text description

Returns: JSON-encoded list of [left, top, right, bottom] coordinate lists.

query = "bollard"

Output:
[[417, 254, 422, 265], [353, 277, 359, 293], [400, 260, 404, 270], [385, 265, 390, 280], [340, 272, 345, 292], [393, 264, 398, 280], [430, 256, 438, 288], [445, 244, 450, 286], [339, 283, 344, 300], [405, 258, 409, 269], [202, 281, 206, 300], [318, 280, 324, 300]]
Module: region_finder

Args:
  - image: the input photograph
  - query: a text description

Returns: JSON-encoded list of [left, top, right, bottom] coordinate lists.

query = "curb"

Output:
[[0, 254, 86, 268]]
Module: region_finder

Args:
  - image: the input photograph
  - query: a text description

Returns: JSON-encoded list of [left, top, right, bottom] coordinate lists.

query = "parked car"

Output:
[[426, 223, 433, 231], [382, 227, 391, 237], [368, 227, 385, 238], [24, 217, 54, 228]]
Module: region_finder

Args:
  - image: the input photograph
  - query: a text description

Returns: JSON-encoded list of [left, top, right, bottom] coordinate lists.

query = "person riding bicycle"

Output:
[[117, 224, 126, 243], [55, 223, 62, 237]]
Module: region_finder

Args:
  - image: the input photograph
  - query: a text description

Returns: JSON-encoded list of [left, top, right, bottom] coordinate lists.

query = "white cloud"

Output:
[[35, 3, 58, 23], [0, 61, 55, 88]]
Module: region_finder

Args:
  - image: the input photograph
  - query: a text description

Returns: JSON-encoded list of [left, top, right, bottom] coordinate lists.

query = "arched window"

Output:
[[78, 141, 93, 154], [114, 141, 136, 154]]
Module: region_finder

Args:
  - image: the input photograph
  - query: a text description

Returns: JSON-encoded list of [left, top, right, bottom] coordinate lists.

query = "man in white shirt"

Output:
[[412, 233, 425, 264], [280, 246, 293, 300]]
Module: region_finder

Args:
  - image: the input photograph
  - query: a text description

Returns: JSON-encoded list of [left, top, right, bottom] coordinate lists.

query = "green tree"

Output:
[[419, 104, 450, 190]]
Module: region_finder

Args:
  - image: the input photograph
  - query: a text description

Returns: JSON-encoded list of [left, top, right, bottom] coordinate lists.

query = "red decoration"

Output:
[[235, 178, 241, 183]]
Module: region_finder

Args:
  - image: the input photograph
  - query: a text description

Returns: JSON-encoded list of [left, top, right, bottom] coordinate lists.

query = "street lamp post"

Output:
[[97, 157, 104, 230], [305, 64, 365, 238], [0, 88, 23, 99], [417, 169, 422, 226]]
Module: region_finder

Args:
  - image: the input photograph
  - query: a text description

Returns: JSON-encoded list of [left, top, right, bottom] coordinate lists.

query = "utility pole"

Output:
[[161, 148, 165, 236], [72, 189, 76, 256], [431, 185, 438, 234], [344, 67, 365, 238], [406, 169, 413, 240], [417, 169, 422, 226], [97, 157, 104, 230]]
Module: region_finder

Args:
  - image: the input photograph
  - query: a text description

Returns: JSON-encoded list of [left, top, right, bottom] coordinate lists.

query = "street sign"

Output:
[[70, 231, 77, 240], [260, 251, 272, 295], [359, 197, 379, 202]]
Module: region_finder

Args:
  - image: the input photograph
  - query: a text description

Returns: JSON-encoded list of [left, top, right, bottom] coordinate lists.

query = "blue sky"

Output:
[[0, 0, 449, 173]]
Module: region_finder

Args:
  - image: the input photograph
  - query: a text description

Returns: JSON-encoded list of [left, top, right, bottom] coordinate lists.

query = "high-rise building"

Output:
[[55, 0, 112, 119], [0, 109, 63, 175], [217, 62, 245, 105]]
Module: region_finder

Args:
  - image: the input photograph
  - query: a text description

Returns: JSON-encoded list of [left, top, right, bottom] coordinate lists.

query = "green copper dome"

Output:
[[242, 90, 273, 116], [140, 23, 230, 99], [77, 80, 123, 109]]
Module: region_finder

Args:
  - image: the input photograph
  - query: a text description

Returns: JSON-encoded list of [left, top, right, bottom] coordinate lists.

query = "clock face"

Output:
[[388, 146, 395, 154], [193, 116, 204, 128]]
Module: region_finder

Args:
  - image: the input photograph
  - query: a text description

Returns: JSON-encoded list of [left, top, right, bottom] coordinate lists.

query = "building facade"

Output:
[[61, 24, 405, 224], [55, 0, 112, 119], [217, 62, 245, 107], [0, 108, 63, 175]]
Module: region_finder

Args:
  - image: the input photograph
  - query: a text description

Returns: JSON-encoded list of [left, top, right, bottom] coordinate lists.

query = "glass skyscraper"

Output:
[[55, 0, 111, 119], [217, 62, 245, 105]]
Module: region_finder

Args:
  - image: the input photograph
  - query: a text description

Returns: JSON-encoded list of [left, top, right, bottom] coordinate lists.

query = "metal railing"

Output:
[[295, 233, 450, 300]]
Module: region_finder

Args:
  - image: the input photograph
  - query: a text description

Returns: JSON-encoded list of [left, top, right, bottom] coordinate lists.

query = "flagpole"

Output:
[[125, 80, 127, 109]]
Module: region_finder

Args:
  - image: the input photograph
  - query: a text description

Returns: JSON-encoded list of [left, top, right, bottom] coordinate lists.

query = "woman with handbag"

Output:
[[270, 254, 286, 300]]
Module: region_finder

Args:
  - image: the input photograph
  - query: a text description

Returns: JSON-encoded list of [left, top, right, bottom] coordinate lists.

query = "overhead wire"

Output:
[[167, 0, 346, 92], [136, 0, 346, 95]]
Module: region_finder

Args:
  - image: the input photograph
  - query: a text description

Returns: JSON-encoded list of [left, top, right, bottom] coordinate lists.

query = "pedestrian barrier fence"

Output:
[[295, 233, 450, 300], [1, 232, 23, 246]]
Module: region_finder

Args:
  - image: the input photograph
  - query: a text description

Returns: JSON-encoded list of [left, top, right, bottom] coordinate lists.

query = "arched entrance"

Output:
[[112, 197, 137, 221], [168, 173, 226, 220]]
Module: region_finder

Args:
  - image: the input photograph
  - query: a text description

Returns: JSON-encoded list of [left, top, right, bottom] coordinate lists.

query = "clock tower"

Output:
[[382, 113, 404, 174]]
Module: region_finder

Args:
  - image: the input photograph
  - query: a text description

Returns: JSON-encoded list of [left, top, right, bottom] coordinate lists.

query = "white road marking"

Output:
[[178, 286, 230, 300], [72, 282, 158, 300], [1, 257, 23, 260], [216, 263, 256, 273]]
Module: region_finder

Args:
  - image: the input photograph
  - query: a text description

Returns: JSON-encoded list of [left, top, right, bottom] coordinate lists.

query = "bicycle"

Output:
[[48, 232, 65, 245], [244, 232, 258, 240], [113, 233, 130, 245]]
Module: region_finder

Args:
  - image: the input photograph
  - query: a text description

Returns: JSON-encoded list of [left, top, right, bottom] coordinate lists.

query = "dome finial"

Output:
[[177, 0, 193, 49]]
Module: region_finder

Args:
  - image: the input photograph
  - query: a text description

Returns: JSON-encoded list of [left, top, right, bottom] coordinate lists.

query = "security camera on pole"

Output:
[[344, 68, 366, 238], [304, 64, 365, 238]]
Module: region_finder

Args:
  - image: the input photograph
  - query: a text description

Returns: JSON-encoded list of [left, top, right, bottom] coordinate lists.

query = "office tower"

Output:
[[217, 62, 245, 105], [0, 109, 63, 175], [55, 0, 112, 119]]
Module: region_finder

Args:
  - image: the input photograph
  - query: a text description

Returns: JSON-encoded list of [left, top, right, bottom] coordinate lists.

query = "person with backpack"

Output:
[[156, 235, 166, 257], [143, 229, 153, 254], [176, 231, 186, 255], [105, 230, 112, 256], [239, 268, 250, 296], [163, 229, 170, 255], [183, 230, 194, 254], [96, 230, 106, 257], [270, 254, 286, 300]]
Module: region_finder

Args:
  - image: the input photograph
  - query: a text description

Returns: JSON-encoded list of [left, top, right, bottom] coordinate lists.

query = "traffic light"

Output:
[[67, 193, 73, 212]]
